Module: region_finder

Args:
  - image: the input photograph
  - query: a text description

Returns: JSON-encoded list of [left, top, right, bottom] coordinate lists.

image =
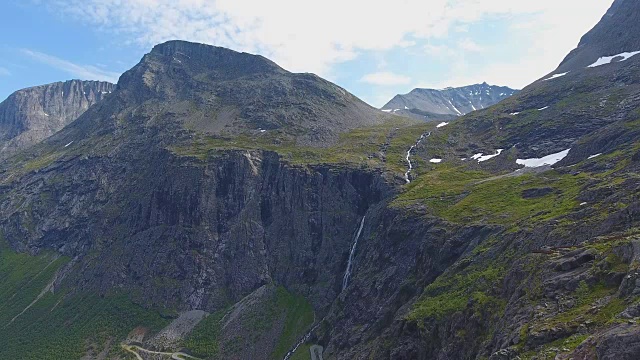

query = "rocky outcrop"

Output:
[[0, 80, 115, 156], [558, 0, 640, 73]]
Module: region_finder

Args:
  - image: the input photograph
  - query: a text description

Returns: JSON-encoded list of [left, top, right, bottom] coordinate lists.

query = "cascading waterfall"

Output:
[[283, 216, 367, 360], [342, 216, 366, 290], [283, 322, 322, 360], [404, 132, 431, 184]]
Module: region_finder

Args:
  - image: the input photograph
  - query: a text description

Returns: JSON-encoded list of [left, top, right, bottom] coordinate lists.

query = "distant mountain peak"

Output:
[[382, 83, 517, 121], [0, 80, 115, 156]]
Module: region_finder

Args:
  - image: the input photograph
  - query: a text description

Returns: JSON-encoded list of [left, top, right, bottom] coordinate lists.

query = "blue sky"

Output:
[[0, 1, 614, 107]]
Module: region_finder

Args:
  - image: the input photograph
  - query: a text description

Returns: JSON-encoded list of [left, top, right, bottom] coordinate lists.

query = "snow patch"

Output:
[[588, 153, 602, 159], [430, 159, 442, 163], [64, 141, 74, 148], [448, 99, 463, 116], [588, 51, 640, 68], [543, 72, 569, 81], [510, 112, 520, 116], [538, 106, 549, 111], [476, 149, 504, 162], [516, 149, 570, 168], [436, 122, 449, 128], [381, 109, 393, 113], [580, 202, 588, 206]]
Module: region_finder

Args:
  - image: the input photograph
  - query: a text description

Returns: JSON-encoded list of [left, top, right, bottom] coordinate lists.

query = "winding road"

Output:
[[122, 344, 201, 360]]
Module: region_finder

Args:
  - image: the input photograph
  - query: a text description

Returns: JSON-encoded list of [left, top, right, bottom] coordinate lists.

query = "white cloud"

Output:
[[361, 72, 412, 86], [0, 67, 10, 76], [48, 0, 613, 80], [459, 38, 484, 52], [21, 49, 120, 83]]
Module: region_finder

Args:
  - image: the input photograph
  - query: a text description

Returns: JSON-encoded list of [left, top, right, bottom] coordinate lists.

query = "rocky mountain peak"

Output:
[[557, 0, 640, 72], [111, 41, 385, 146], [0, 80, 115, 156], [382, 83, 517, 121]]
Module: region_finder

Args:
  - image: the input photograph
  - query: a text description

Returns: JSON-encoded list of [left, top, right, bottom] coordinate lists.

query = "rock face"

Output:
[[117, 40, 387, 146], [0, 80, 115, 156], [557, 0, 640, 73], [2, 2, 640, 359], [382, 83, 517, 120]]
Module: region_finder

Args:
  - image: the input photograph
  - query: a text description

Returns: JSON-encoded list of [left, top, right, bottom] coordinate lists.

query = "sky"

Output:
[[0, 0, 615, 108]]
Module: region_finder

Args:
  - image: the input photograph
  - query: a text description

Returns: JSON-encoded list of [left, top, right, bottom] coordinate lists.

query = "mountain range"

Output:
[[382, 83, 517, 121], [1, 1, 640, 359]]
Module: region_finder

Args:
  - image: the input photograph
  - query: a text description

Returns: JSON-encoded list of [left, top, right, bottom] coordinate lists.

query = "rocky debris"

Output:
[[0, 80, 115, 156], [552, 249, 597, 272], [147, 310, 208, 350], [595, 324, 640, 359]]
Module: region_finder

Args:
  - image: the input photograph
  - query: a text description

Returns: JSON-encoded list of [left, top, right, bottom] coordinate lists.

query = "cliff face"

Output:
[[0, 80, 115, 156], [2, 7, 640, 358]]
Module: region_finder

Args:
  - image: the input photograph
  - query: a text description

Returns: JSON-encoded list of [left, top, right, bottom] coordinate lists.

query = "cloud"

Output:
[[47, 0, 612, 78], [361, 72, 412, 86], [21, 49, 121, 83], [458, 38, 484, 52], [0, 67, 10, 76]]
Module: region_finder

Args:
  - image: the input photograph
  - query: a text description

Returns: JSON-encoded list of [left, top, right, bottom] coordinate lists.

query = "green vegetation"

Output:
[[289, 343, 312, 360], [171, 120, 431, 174], [408, 264, 506, 321], [396, 167, 585, 226], [0, 238, 169, 359], [181, 309, 228, 358], [182, 285, 314, 360]]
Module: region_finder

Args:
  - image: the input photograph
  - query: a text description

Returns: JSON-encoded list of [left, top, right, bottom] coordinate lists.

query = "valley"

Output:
[[1, 1, 640, 359]]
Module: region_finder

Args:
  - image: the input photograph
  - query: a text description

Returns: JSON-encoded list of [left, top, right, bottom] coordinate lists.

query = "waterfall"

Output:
[[404, 132, 431, 184], [342, 216, 366, 291], [283, 216, 367, 360], [283, 322, 322, 360]]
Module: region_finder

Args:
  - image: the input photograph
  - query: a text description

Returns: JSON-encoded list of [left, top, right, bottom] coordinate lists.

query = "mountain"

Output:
[[2, 2, 640, 359], [0, 80, 115, 156], [556, 0, 640, 73], [382, 82, 517, 120], [115, 40, 388, 146]]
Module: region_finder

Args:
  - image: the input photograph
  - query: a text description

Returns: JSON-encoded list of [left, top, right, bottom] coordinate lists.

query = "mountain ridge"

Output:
[[0, 79, 115, 156], [382, 82, 517, 121]]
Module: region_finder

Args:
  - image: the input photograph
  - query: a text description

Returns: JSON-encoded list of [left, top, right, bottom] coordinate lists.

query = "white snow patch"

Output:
[[470, 102, 477, 111], [461, 158, 467, 161], [543, 72, 569, 81], [588, 153, 602, 159], [64, 141, 74, 148], [516, 149, 570, 168], [510, 112, 520, 116], [436, 122, 449, 128], [404, 106, 409, 110], [588, 51, 640, 68], [477, 149, 504, 162], [44, 113, 49, 117], [448, 99, 463, 116], [430, 159, 442, 163], [260, 130, 266, 133], [580, 202, 588, 206], [381, 109, 393, 113], [538, 106, 549, 111]]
